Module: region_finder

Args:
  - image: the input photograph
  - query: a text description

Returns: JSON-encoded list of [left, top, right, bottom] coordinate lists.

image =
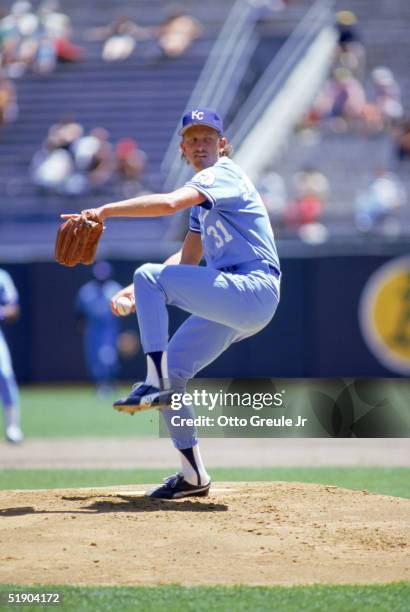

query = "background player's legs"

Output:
[[84, 329, 119, 397], [0, 376, 20, 423], [0, 336, 23, 442]]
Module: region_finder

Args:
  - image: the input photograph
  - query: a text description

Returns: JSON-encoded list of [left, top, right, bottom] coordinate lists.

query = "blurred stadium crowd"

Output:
[[0, 0, 203, 201], [0, 0, 409, 243], [258, 6, 410, 242]]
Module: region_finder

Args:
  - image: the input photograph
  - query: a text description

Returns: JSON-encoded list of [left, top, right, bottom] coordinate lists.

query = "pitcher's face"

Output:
[[181, 125, 226, 171]]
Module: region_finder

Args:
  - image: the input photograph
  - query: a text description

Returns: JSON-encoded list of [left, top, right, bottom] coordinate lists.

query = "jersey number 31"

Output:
[[206, 220, 233, 248]]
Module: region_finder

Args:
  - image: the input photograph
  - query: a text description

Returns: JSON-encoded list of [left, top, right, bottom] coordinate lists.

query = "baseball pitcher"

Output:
[[62, 108, 281, 498]]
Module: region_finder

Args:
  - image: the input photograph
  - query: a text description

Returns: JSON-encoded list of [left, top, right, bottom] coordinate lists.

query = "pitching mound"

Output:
[[0, 482, 409, 586]]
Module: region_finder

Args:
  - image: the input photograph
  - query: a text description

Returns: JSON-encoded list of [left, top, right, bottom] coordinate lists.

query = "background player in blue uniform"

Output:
[[76, 261, 122, 397], [0, 268, 24, 444], [62, 108, 281, 498]]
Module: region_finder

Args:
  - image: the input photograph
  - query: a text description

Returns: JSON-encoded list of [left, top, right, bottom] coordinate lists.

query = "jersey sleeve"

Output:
[[0, 270, 18, 306], [188, 206, 201, 233], [185, 162, 237, 209]]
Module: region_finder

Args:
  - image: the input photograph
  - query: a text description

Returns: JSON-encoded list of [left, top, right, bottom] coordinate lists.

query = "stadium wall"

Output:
[[1, 250, 408, 383]]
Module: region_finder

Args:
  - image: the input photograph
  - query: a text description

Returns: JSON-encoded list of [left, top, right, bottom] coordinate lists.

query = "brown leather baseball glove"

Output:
[[55, 211, 104, 267]]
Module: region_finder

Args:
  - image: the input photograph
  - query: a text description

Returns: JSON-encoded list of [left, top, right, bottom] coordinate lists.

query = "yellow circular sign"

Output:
[[360, 256, 410, 374]]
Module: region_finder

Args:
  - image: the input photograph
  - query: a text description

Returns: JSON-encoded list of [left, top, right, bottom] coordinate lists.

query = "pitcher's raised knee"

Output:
[[133, 263, 164, 287]]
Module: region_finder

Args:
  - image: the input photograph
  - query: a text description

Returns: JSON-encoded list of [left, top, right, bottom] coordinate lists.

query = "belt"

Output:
[[218, 261, 281, 278]]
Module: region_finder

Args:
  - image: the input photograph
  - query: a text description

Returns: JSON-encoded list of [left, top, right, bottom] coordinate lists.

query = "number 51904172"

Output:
[[7, 592, 61, 604]]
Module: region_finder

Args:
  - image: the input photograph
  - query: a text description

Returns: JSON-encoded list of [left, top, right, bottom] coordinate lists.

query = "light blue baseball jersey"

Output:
[[186, 157, 280, 272]]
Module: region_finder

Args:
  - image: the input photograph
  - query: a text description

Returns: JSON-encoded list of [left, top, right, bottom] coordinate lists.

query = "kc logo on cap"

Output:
[[180, 107, 224, 136]]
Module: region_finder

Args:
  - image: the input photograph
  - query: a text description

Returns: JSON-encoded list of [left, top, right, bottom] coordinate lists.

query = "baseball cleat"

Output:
[[5, 425, 24, 444], [148, 473, 211, 500], [113, 382, 173, 414]]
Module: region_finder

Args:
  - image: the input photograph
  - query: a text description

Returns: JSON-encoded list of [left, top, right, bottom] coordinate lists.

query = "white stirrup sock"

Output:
[[145, 352, 170, 389], [178, 445, 210, 486]]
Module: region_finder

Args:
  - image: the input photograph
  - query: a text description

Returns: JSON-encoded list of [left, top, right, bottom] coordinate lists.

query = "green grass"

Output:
[[0, 583, 409, 612], [7, 387, 409, 610], [20, 385, 158, 437], [1, 467, 409, 498]]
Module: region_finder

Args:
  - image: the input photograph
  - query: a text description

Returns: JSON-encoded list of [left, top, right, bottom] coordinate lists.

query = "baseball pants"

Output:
[[0, 331, 19, 411], [133, 261, 280, 449]]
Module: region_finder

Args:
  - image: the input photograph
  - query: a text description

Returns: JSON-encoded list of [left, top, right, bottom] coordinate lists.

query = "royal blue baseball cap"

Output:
[[179, 108, 224, 136]]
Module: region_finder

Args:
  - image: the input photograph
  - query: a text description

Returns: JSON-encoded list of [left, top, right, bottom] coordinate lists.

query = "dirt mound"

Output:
[[0, 482, 409, 586]]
